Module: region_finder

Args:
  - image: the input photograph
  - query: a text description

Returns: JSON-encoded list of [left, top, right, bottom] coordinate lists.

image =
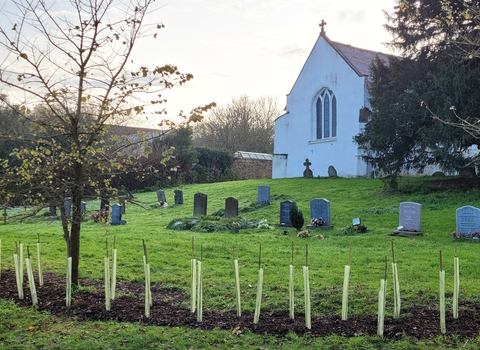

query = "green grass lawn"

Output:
[[2, 177, 480, 349]]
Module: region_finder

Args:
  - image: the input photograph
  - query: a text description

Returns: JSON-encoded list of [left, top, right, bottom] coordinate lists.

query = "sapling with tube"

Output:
[[341, 244, 351, 321], [25, 246, 38, 306], [289, 242, 295, 320], [191, 237, 196, 313], [254, 244, 264, 324], [391, 240, 401, 319], [14, 242, 24, 299], [143, 240, 151, 317], [303, 244, 311, 329], [377, 256, 387, 337], [233, 246, 241, 317], [197, 244, 203, 322], [440, 250, 446, 334], [453, 245, 459, 319], [104, 238, 111, 311], [66, 256, 72, 307]]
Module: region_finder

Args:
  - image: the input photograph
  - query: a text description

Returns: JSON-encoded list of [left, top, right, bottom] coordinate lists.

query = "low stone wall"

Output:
[[232, 158, 272, 179]]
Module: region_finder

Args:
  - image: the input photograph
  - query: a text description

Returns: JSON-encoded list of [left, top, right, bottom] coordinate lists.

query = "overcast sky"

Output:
[[134, 0, 398, 127]]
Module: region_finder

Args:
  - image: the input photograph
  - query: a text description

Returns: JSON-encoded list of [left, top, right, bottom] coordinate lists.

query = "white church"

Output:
[[272, 23, 391, 178]]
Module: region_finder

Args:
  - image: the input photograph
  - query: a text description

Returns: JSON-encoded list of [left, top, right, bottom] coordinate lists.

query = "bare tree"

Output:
[[0, 0, 213, 284], [193, 95, 280, 154]]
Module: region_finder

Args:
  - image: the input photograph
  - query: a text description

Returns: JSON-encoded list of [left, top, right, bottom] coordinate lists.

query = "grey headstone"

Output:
[[456, 205, 480, 235], [49, 205, 57, 216], [81, 201, 86, 219], [279, 200, 294, 226], [64, 197, 72, 217], [328, 165, 337, 177], [118, 196, 126, 214], [399, 202, 422, 231], [156, 189, 166, 204], [174, 189, 184, 205], [225, 197, 239, 219], [310, 198, 331, 225], [193, 193, 207, 217], [257, 186, 270, 205]]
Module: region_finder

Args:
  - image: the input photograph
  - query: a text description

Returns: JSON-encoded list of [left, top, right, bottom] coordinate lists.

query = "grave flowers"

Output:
[[310, 217, 326, 227], [451, 231, 479, 240], [297, 230, 309, 238]]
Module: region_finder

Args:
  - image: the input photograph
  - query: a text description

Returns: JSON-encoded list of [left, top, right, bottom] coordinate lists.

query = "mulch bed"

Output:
[[1, 270, 480, 340]]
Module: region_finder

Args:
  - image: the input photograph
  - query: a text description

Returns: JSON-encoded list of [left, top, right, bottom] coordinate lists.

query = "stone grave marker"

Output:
[[307, 198, 334, 230], [111, 204, 126, 225], [118, 196, 126, 214], [225, 197, 239, 219], [394, 202, 423, 236], [328, 165, 337, 177], [193, 193, 207, 217], [279, 200, 294, 227], [81, 201, 86, 219], [64, 197, 72, 217], [174, 189, 184, 205], [303, 158, 313, 178], [49, 205, 57, 216], [456, 205, 480, 237], [100, 197, 110, 213], [257, 186, 270, 205], [156, 189, 166, 204]]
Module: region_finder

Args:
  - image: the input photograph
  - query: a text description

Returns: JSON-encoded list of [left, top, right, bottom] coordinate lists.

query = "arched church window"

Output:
[[315, 88, 336, 140]]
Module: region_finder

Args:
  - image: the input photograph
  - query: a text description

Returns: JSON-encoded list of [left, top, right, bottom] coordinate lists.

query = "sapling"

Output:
[[36, 234, 43, 286], [453, 245, 459, 319], [289, 242, 294, 320], [111, 236, 117, 300], [66, 256, 72, 307], [25, 246, 38, 306], [303, 244, 311, 329], [105, 238, 111, 311], [143, 240, 151, 317], [254, 244, 264, 324], [440, 250, 446, 334], [233, 246, 241, 317], [0, 238, 2, 280], [197, 244, 203, 322], [14, 242, 24, 299], [377, 256, 387, 337], [391, 240, 401, 319], [191, 237, 196, 313], [341, 244, 351, 321], [19, 242, 24, 291]]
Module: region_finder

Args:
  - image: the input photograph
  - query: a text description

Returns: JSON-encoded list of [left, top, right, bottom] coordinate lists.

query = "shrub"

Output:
[[289, 202, 304, 230]]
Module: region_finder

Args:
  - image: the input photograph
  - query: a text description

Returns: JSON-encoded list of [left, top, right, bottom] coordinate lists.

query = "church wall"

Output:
[[273, 36, 368, 178]]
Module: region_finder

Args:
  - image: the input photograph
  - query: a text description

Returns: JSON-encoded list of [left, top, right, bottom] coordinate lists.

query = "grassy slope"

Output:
[[2, 177, 480, 349]]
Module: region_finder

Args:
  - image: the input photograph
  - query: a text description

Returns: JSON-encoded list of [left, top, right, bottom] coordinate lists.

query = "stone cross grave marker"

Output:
[[257, 186, 270, 205], [174, 189, 184, 205], [303, 158, 313, 178], [111, 203, 126, 225], [156, 189, 166, 204], [193, 193, 207, 217], [456, 205, 480, 236], [225, 197, 239, 219], [398, 202, 422, 232], [279, 200, 294, 227]]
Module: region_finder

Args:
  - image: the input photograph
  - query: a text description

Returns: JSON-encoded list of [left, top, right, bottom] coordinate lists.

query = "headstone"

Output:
[[49, 205, 57, 216], [81, 201, 86, 219], [156, 189, 166, 205], [279, 200, 294, 227], [393, 202, 423, 236], [456, 205, 480, 236], [118, 196, 126, 214], [328, 165, 337, 177], [100, 197, 110, 213], [64, 197, 72, 217], [111, 204, 126, 225], [303, 158, 313, 178], [257, 186, 270, 205], [225, 197, 239, 219], [193, 193, 207, 217], [174, 189, 184, 205], [307, 198, 334, 230]]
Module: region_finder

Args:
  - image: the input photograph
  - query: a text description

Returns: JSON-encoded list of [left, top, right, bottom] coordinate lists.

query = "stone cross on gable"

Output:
[[319, 20, 327, 35]]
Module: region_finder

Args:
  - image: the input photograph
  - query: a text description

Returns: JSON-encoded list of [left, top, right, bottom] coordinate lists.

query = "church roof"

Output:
[[328, 38, 391, 77]]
